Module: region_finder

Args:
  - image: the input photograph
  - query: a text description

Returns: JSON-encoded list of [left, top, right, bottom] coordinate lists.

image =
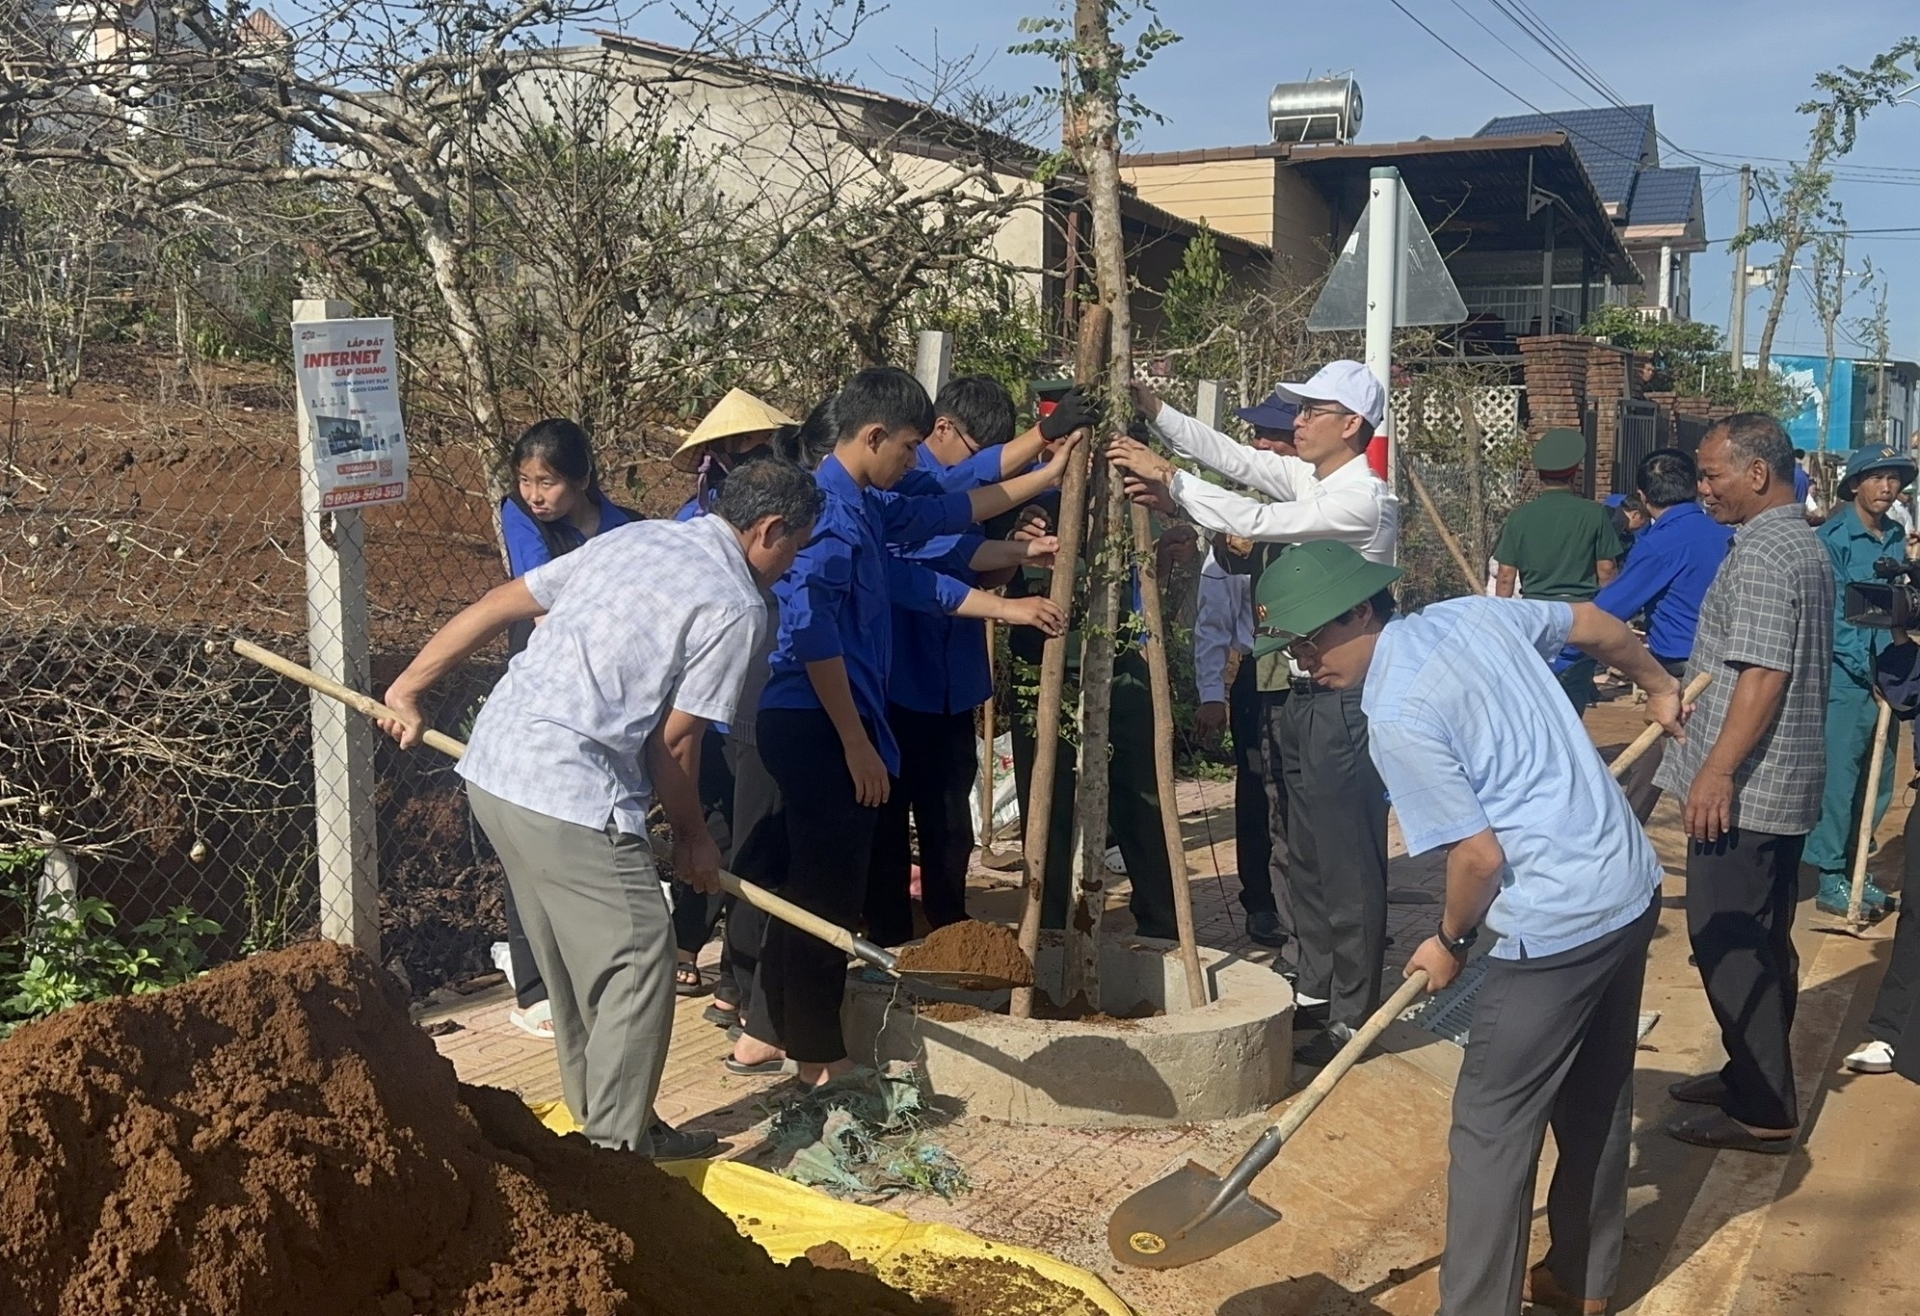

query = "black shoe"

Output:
[[1294, 1022, 1357, 1068], [1245, 910, 1287, 948], [1292, 998, 1329, 1030], [1668, 1073, 1730, 1106], [647, 1120, 721, 1160]]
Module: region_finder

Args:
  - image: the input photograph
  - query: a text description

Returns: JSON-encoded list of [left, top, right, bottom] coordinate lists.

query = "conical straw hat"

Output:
[[671, 389, 798, 472]]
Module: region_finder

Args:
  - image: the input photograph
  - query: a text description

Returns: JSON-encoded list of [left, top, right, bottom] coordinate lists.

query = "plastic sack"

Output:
[[971, 732, 1020, 838], [528, 1100, 1130, 1315]]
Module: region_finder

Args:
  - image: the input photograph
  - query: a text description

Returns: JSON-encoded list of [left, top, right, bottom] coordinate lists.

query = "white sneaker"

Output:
[[1103, 845, 1128, 875], [1845, 1039, 1895, 1074]]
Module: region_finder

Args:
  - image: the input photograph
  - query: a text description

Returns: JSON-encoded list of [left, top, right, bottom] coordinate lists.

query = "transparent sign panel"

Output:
[[1307, 190, 1469, 332]]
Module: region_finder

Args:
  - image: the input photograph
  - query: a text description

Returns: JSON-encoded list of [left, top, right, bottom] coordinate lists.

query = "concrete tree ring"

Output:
[[843, 934, 1295, 1128]]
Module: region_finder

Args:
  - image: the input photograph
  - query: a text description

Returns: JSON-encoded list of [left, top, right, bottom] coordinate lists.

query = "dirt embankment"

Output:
[[0, 940, 1116, 1316]]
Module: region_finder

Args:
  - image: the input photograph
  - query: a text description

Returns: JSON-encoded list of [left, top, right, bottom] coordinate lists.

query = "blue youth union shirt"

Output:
[[1363, 596, 1663, 959], [887, 442, 1006, 714], [759, 454, 973, 773]]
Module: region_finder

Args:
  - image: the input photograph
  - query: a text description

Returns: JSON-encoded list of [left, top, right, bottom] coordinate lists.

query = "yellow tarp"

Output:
[[528, 1100, 1131, 1315]]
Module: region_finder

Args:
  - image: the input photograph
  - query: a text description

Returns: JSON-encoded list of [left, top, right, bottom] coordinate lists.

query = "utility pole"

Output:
[[1730, 163, 1751, 378]]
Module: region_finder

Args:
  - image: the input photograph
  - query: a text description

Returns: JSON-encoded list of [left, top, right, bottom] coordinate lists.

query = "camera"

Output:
[[1844, 558, 1920, 630]]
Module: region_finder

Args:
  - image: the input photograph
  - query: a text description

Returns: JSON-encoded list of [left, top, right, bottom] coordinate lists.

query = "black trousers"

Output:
[[714, 734, 783, 1011], [1557, 657, 1599, 719], [670, 724, 735, 957], [867, 704, 977, 948], [1272, 683, 1390, 1028], [1440, 898, 1658, 1315], [1230, 661, 1284, 920], [1867, 795, 1920, 1081], [1685, 828, 1805, 1129], [745, 706, 880, 1065], [502, 879, 547, 1010], [1010, 649, 1176, 940]]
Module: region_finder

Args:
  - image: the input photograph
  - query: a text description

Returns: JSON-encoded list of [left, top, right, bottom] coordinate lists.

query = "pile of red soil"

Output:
[[0, 941, 943, 1316], [894, 921, 1035, 988]]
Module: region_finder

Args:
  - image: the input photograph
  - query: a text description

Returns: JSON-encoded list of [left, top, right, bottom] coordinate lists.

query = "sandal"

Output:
[[509, 1000, 555, 1041], [1665, 1109, 1793, 1155], [724, 1055, 794, 1076], [675, 963, 711, 998], [702, 1002, 739, 1029]]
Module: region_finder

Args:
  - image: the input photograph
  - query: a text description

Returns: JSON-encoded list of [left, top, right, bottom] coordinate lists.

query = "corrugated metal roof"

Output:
[[1476, 105, 1655, 205], [1626, 166, 1702, 229]]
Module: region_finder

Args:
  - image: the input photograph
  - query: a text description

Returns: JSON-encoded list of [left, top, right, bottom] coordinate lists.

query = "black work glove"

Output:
[[1038, 386, 1096, 441]]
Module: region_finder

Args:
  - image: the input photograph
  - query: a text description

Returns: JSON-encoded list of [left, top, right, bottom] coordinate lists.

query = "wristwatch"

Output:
[[1438, 925, 1479, 961]]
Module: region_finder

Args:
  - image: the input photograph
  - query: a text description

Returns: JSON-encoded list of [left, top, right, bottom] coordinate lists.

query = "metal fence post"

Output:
[[293, 297, 379, 956], [915, 329, 953, 398]]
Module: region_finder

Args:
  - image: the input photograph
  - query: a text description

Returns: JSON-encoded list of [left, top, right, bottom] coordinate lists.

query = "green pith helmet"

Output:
[[1251, 542, 1405, 658], [1532, 427, 1586, 472]]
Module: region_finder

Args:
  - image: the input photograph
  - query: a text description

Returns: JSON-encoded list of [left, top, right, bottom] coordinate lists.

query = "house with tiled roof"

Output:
[[1477, 105, 1706, 322]]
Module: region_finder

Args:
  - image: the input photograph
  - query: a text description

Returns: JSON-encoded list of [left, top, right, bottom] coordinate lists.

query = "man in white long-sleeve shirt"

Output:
[[1113, 361, 1400, 1065]]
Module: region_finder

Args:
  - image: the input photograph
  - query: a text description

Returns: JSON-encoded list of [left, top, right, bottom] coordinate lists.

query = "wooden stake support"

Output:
[[1011, 304, 1108, 1019]]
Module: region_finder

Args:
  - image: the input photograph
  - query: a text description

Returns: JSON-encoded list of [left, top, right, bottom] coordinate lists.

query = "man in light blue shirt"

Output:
[[1251, 541, 1683, 1316]]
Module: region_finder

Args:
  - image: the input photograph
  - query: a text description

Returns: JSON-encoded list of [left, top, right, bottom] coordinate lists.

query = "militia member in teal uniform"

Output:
[[1805, 445, 1916, 918], [1495, 427, 1626, 715]]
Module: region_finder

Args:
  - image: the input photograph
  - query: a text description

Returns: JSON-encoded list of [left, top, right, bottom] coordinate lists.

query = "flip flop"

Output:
[[724, 1055, 794, 1076], [1665, 1109, 1793, 1155], [675, 964, 711, 998], [702, 1003, 739, 1029]]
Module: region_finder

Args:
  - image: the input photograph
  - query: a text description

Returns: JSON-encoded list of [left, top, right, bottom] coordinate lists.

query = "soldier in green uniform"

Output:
[[1494, 427, 1626, 715]]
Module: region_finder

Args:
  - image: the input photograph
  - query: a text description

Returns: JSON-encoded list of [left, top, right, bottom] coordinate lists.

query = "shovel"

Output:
[[229, 639, 1023, 993], [1108, 671, 1709, 1269]]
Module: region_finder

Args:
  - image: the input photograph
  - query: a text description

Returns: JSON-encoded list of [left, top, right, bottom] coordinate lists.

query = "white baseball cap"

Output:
[[1275, 361, 1385, 429]]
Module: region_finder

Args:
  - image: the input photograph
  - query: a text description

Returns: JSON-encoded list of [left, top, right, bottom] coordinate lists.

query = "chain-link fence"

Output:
[[0, 355, 699, 1016]]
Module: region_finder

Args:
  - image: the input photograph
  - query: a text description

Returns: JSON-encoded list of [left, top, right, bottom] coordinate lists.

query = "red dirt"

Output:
[[0, 940, 1123, 1316], [0, 941, 932, 1316], [893, 921, 1035, 988]]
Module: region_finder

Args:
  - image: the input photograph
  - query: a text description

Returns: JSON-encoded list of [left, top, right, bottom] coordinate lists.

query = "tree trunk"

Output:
[[1059, 0, 1135, 1012]]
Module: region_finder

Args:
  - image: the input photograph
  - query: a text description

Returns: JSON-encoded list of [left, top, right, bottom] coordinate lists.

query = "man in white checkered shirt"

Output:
[[378, 458, 823, 1158], [1656, 413, 1832, 1156]]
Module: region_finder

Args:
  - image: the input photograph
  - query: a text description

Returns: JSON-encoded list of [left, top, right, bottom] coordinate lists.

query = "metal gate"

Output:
[[1613, 400, 1660, 497]]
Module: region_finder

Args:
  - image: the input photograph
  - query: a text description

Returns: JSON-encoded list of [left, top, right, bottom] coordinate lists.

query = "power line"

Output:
[[1442, 0, 1594, 108]]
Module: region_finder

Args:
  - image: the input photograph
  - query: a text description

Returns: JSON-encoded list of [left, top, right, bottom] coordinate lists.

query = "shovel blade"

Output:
[[1107, 1161, 1281, 1270]]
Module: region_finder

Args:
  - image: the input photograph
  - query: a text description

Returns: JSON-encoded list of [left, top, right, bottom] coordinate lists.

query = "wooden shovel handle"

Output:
[[1267, 970, 1430, 1136], [1606, 671, 1712, 780], [711, 868, 867, 963], [232, 638, 469, 761], [232, 638, 881, 967]]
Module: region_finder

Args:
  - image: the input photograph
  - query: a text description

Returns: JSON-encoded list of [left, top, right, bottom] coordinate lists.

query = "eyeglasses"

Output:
[[1255, 617, 1337, 660], [1294, 404, 1351, 424]]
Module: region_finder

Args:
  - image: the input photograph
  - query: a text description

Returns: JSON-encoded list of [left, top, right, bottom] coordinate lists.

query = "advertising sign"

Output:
[[293, 317, 408, 508]]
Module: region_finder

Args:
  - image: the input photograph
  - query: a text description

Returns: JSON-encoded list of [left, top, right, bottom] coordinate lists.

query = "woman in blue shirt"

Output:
[[497, 418, 637, 1037]]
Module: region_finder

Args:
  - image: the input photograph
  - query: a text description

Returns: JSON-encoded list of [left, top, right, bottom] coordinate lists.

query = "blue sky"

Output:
[[651, 0, 1920, 362]]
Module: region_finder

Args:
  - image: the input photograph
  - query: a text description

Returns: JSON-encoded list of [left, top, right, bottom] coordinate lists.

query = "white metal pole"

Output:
[[1365, 167, 1402, 488]]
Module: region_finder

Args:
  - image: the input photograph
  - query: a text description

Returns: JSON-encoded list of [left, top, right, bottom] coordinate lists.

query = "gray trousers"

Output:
[[1440, 897, 1658, 1316], [1272, 684, 1389, 1026], [467, 783, 675, 1154]]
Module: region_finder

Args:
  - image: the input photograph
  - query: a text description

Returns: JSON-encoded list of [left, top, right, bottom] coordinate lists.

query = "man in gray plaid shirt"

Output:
[[1656, 413, 1832, 1155]]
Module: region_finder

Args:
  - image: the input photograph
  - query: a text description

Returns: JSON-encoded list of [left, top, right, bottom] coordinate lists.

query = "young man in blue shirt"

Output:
[[735, 368, 1078, 1088], [1252, 541, 1682, 1316], [1575, 448, 1733, 819], [1804, 445, 1915, 916], [866, 376, 1094, 947]]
